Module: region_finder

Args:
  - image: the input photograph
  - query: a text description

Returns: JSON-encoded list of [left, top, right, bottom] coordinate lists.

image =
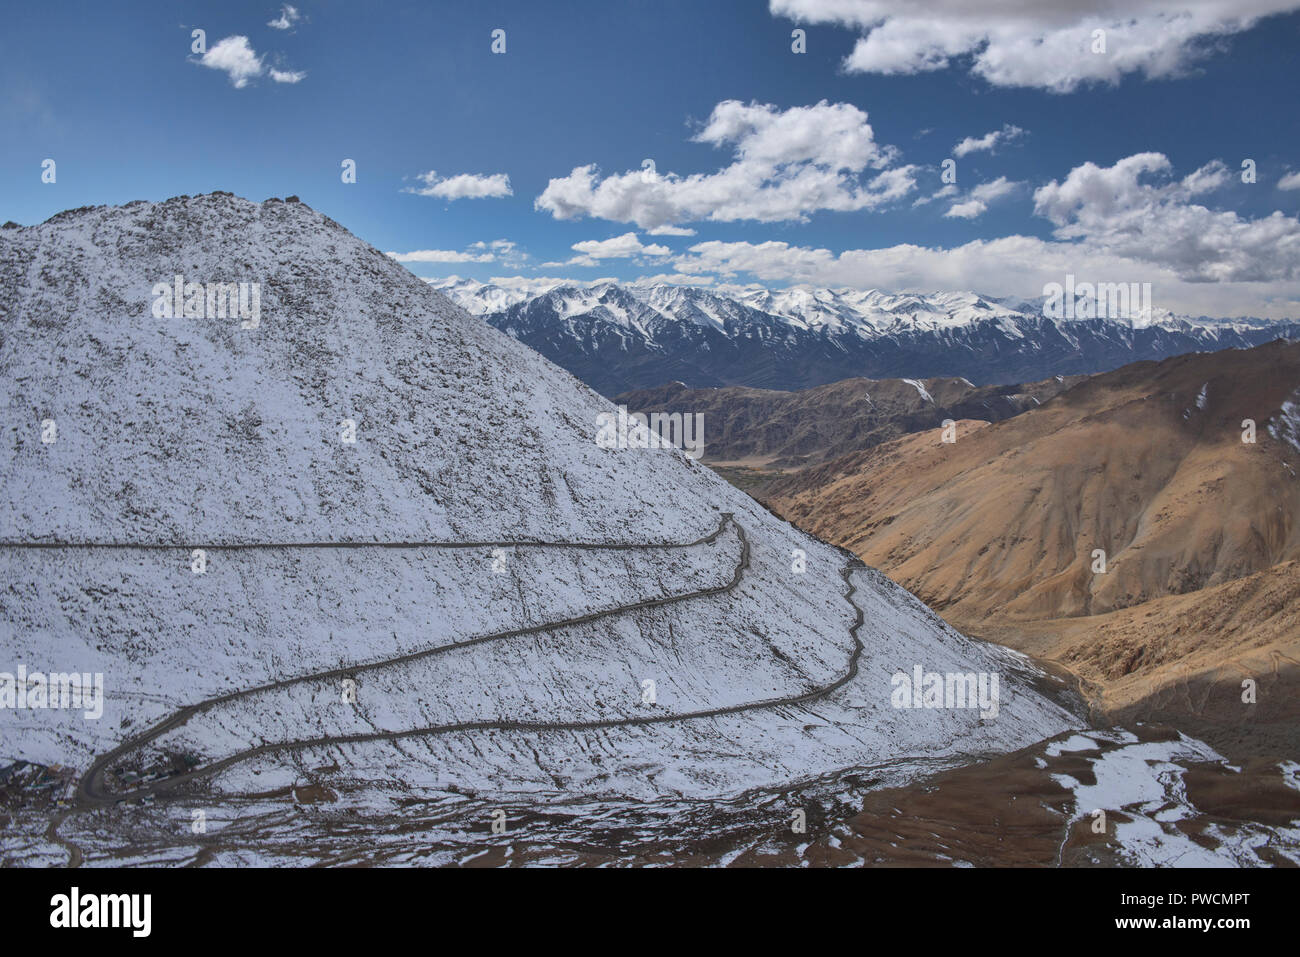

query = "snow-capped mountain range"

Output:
[[430, 277, 1300, 397]]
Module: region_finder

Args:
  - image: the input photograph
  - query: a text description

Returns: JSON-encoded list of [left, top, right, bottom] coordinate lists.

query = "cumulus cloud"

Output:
[[386, 249, 496, 264], [561, 233, 672, 267], [656, 151, 1300, 316], [197, 36, 264, 88], [406, 170, 513, 200], [535, 100, 916, 229], [668, 235, 1300, 317], [471, 239, 519, 253], [913, 183, 959, 207], [571, 233, 672, 260], [195, 35, 305, 87], [388, 239, 526, 266], [267, 5, 302, 30], [1279, 170, 1300, 190], [771, 0, 1300, 92], [629, 273, 716, 286], [953, 124, 1025, 157], [486, 275, 619, 291], [943, 176, 1020, 219], [467, 239, 528, 267], [1032, 152, 1300, 282]]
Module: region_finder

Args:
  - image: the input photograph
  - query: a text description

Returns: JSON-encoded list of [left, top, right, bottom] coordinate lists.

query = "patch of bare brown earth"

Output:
[[452, 727, 1300, 866], [787, 726, 1300, 868]]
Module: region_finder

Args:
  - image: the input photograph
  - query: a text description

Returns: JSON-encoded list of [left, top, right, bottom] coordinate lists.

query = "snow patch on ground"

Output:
[[901, 379, 933, 403], [1267, 390, 1300, 453], [1045, 733, 1100, 756], [1053, 730, 1299, 867]]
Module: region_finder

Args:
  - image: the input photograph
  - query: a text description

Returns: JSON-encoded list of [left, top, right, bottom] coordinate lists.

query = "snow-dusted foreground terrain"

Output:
[[1, 194, 1292, 866]]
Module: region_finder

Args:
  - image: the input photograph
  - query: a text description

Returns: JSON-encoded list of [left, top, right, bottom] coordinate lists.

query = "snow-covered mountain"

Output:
[[0, 194, 1079, 865], [430, 277, 1300, 397]]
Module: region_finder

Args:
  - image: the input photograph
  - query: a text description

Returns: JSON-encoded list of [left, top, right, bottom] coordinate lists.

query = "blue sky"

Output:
[[4, 1, 1300, 315]]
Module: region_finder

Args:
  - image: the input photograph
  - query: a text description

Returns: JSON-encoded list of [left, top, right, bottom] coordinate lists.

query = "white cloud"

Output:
[[195, 35, 304, 88], [944, 201, 986, 220], [487, 275, 617, 290], [668, 235, 1300, 317], [913, 183, 958, 207], [1032, 153, 1300, 282], [1279, 171, 1300, 191], [268, 5, 302, 30], [467, 238, 528, 267], [771, 0, 1300, 92], [662, 152, 1300, 315], [473, 275, 627, 295], [471, 239, 519, 253], [647, 224, 697, 236], [570, 233, 672, 260], [406, 170, 513, 200], [943, 176, 1020, 219], [953, 124, 1025, 157], [386, 249, 496, 264], [487, 276, 564, 288], [970, 177, 1019, 203], [197, 36, 264, 89], [535, 100, 916, 229], [629, 273, 716, 286]]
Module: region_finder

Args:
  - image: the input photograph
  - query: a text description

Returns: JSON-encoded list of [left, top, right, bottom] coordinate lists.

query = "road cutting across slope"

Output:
[[127, 556, 869, 804], [65, 513, 737, 801], [27, 513, 865, 808]]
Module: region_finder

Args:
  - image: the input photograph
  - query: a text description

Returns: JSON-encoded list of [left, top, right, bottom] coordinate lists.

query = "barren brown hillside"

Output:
[[617, 373, 1084, 468], [981, 560, 1300, 756], [766, 341, 1300, 622], [762, 341, 1300, 746]]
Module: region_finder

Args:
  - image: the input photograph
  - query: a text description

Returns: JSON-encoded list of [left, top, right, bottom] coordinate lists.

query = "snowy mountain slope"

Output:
[[429, 277, 1300, 396], [0, 195, 1076, 830]]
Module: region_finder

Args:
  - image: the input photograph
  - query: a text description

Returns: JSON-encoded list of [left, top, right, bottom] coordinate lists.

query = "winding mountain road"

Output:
[[4, 513, 867, 809]]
